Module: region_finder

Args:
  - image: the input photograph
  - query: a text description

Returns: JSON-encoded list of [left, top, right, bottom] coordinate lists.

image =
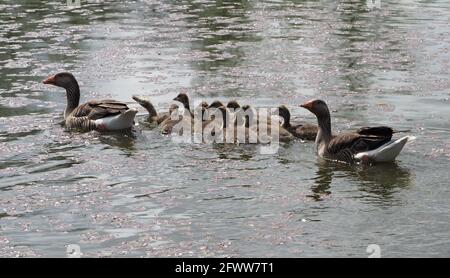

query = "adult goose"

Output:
[[278, 105, 318, 140], [300, 99, 415, 164], [43, 72, 137, 131], [132, 95, 171, 125]]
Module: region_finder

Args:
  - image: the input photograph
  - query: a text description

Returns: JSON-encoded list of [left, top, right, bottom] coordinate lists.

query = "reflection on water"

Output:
[[97, 128, 138, 154], [311, 160, 412, 204], [0, 0, 449, 257], [355, 162, 411, 190], [309, 161, 334, 201]]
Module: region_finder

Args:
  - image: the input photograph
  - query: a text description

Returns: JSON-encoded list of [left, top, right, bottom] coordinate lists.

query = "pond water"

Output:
[[0, 0, 449, 257]]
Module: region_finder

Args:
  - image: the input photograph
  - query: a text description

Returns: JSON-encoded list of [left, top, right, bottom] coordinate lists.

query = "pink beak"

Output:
[[42, 75, 56, 85]]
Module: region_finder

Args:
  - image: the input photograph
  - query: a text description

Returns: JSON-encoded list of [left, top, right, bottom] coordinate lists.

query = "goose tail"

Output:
[[354, 135, 416, 163], [95, 108, 138, 131]]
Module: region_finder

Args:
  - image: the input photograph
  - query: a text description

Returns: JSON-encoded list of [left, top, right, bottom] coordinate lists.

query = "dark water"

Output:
[[0, 0, 449, 257]]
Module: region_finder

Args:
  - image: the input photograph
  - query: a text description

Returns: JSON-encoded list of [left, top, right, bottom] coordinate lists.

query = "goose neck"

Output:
[[316, 113, 332, 146], [65, 82, 80, 118]]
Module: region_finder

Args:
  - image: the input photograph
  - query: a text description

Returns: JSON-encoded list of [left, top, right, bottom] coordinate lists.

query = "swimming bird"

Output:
[[300, 99, 415, 164], [241, 105, 294, 143], [226, 100, 241, 125], [43, 72, 137, 131], [208, 100, 225, 109], [159, 104, 186, 135], [278, 105, 318, 140], [132, 95, 171, 125], [173, 93, 192, 116], [203, 105, 250, 144], [226, 100, 240, 110], [198, 101, 210, 122], [203, 101, 226, 129]]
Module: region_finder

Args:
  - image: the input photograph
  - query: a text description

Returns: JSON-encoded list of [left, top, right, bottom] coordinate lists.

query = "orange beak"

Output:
[[42, 75, 56, 85], [300, 100, 314, 110]]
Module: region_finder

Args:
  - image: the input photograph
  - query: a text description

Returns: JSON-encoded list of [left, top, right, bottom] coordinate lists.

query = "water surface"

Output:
[[0, 0, 449, 257]]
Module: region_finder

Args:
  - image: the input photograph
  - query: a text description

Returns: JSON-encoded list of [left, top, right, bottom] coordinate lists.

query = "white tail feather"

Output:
[[354, 136, 416, 162], [95, 108, 138, 131]]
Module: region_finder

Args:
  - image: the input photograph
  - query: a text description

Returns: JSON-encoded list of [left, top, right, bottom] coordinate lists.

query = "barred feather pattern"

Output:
[[66, 116, 97, 131], [326, 148, 356, 164], [314, 105, 391, 164]]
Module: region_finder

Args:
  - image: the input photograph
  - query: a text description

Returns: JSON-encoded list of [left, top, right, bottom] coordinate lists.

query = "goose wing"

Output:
[[356, 126, 394, 137], [326, 133, 392, 162], [71, 100, 130, 120]]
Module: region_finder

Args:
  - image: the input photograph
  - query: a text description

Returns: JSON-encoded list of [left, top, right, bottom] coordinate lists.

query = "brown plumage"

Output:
[[300, 99, 393, 163], [240, 105, 294, 143], [43, 72, 135, 131], [208, 100, 225, 109], [201, 105, 256, 143], [199, 101, 209, 109], [226, 100, 240, 110], [198, 101, 209, 122], [72, 100, 129, 120], [159, 104, 185, 134], [173, 93, 191, 114], [278, 105, 318, 140], [132, 95, 171, 125]]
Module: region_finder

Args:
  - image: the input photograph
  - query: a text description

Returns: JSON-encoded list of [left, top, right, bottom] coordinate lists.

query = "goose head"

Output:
[[226, 100, 240, 110], [43, 72, 78, 89], [208, 100, 224, 109], [278, 105, 291, 126], [173, 93, 190, 110], [301, 99, 331, 141], [300, 99, 330, 119]]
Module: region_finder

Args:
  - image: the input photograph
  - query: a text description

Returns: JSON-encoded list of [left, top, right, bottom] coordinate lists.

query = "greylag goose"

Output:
[[300, 99, 415, 164], [226, 100, 240, 110], [278, 105, 318, 140], [173, 93, 193, 116], [43, 72, 137, 131], [203, 106, 243, 143], [226, 100, 241, 125], [241, 105, 294, 143], [199, 101, 209, 122], [208, 100, 225, 109], [159, 104, 185, 135], [205, 101, 226, 126], [132, 95, 171, 125], [240, 105, 259, 143]]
